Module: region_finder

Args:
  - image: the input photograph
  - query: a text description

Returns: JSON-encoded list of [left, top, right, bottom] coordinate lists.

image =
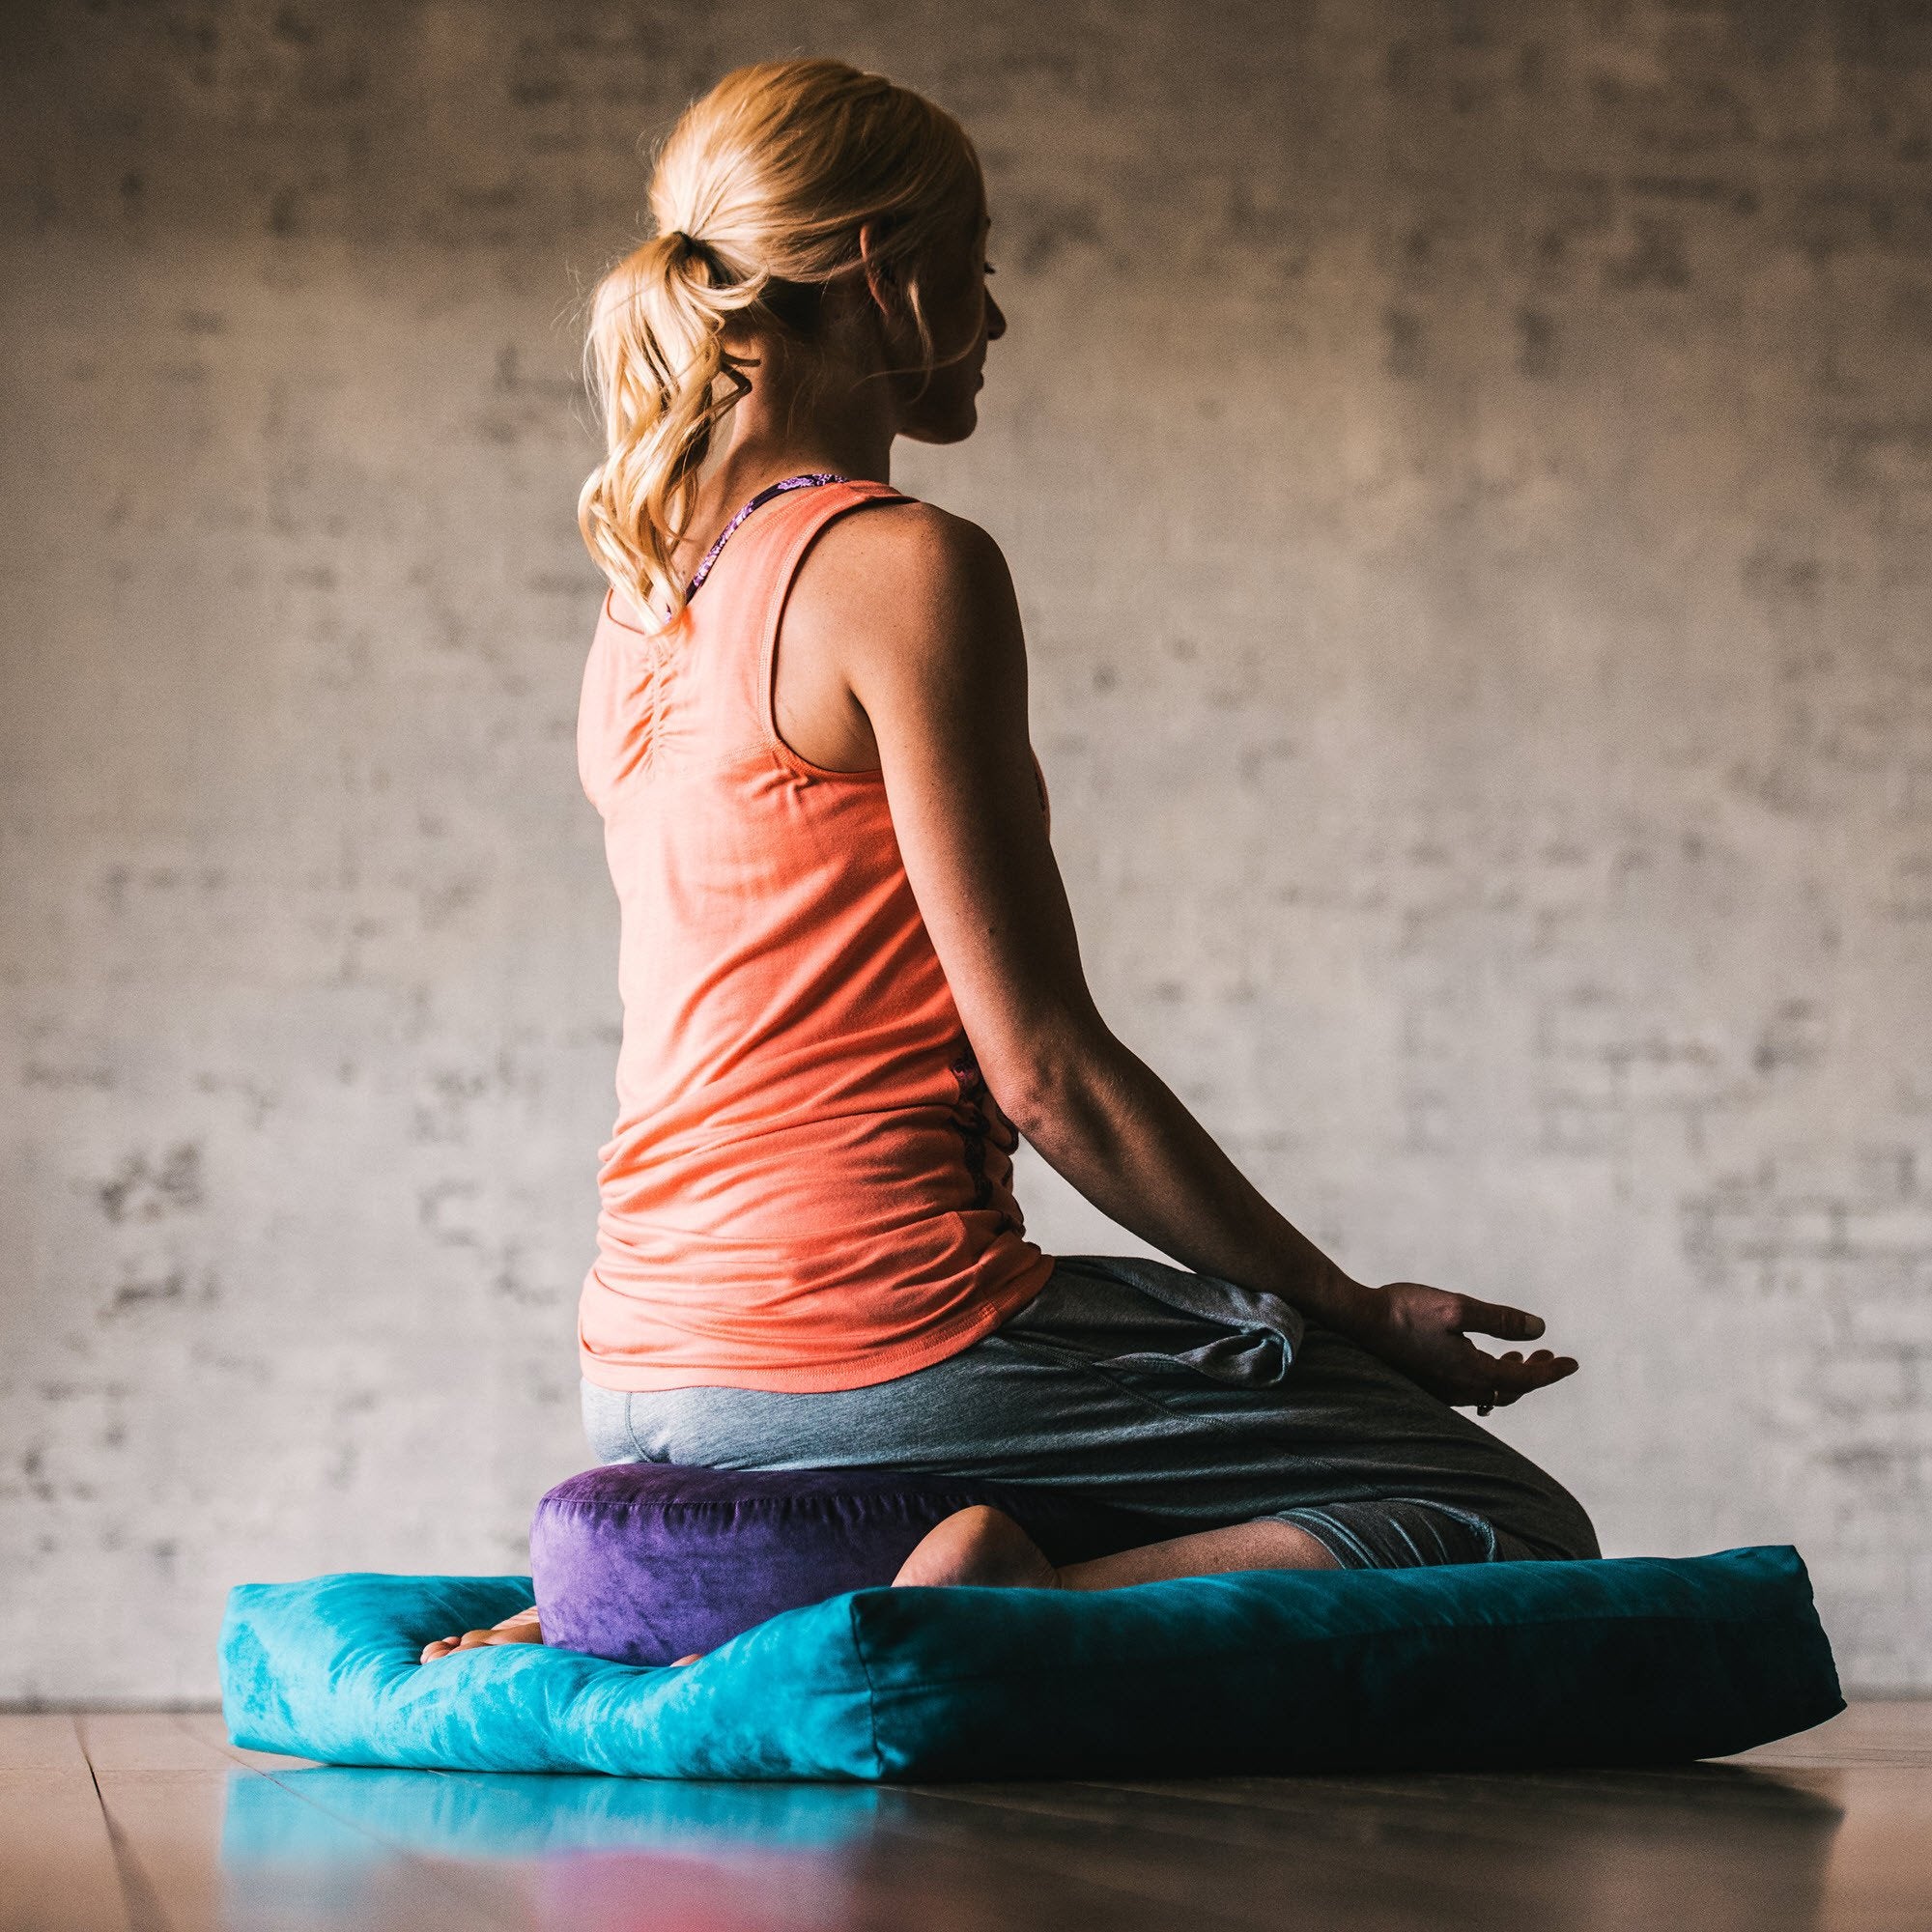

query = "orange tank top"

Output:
[[576, 476, 1056, 1392]]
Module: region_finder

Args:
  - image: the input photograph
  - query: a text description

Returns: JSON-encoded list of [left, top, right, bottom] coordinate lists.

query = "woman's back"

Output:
[[577, 478, 1054, 1392], [419, 58, 1599, 1673]]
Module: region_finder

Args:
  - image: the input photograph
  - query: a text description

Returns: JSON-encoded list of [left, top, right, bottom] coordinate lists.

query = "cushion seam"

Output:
[[848, 1593, 886, 1780], [536, 1492, 1155, 1520]]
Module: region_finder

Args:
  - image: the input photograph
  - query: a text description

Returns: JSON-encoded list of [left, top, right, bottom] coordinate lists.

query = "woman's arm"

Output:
[[793, 503, 1575, 1409]]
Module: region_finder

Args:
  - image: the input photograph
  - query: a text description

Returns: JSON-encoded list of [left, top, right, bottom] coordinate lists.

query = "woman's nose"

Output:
[[985, 291, 1008, 341]]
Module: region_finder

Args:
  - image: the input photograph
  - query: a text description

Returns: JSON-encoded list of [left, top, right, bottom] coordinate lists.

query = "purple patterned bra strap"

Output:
[[685, 471, 847, 600]]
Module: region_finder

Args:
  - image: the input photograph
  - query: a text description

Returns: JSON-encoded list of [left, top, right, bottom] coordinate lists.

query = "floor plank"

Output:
[[893, 1763, 1848, 1932], [0, 1701, 1919, 1932], [79, 1715, 521, 1932], [0, 1717, 131, 1932], [1729, 1700, 1932, 1768], [177, 1713, 321, 1776], [1812, 1767, 1932, 1932], [202, 1761, 1235, 1932], [183, 1718, 540, 1926]]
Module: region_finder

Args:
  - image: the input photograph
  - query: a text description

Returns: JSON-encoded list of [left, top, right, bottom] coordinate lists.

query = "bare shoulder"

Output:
[[806, 496, 1009, 587], [789, 497, 1020, 670]]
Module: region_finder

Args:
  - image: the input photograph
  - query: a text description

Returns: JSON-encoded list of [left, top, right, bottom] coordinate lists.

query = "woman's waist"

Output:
[[611, 1001, 983, 1115], [595, 1111, 1019, 1237], [580, 1208, 1051, 1395], [602, 1078, 1014, 1181]]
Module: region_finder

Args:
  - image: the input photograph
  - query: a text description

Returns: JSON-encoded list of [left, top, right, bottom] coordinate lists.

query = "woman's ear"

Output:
[[856, 218, 900, 323]]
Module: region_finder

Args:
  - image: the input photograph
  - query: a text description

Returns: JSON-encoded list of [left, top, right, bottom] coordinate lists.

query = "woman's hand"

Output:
[[419, 1605, 542, 1664], [1338, 1282, 1577, 1411]]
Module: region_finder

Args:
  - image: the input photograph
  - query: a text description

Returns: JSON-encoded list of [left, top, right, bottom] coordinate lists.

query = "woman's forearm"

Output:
[[1006, 1033, 1373, 1333]]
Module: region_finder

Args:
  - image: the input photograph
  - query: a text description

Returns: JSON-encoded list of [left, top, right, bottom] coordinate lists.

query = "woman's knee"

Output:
[[1501, 1478, 1602, 1562], [1279, 1499, 1504, 1570]]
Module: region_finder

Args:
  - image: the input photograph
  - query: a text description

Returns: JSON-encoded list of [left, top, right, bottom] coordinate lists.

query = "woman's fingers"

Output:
[[1455, 1296, 1547, 1342], [1369, 1284, 1577, 1409], [1481, 1349, 1578, 1404], [1452, 1298, 1577, 1406]]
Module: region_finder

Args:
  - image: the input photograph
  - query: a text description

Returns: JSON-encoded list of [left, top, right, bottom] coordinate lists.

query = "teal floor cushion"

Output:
[[218, 1547, 1841, 1781]]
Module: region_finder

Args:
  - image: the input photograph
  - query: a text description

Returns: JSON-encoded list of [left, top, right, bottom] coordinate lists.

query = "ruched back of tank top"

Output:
[[576, 476, 1056, 1392]]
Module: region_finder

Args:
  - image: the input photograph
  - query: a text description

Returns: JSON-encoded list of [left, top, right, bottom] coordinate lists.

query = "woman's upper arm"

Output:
[[790, 501, 1108, 1124]]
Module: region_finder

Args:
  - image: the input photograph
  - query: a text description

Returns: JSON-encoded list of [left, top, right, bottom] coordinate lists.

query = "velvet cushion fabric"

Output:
[[219, 1546, 1841, 1779], [529, 1463, 1177, 1664]]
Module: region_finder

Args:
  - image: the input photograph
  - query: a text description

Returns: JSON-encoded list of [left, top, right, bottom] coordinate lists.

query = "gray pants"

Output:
[[581, 1254, 1601, 1570]]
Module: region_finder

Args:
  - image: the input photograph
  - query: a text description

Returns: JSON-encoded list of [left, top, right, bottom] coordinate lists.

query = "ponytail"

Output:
[[577, 230, 768, 636], [577, 60, 982, 636]]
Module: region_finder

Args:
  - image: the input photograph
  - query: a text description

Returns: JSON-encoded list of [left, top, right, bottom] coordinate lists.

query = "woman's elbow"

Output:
[[981, 1023, 1122, 1144]]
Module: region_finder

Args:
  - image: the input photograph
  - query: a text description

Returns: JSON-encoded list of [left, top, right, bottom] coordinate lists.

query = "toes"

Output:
[[420, 1618, 549, 1665]]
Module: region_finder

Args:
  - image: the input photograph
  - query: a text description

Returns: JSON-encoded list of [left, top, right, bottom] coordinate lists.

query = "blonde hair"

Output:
[[578, 59, 983, 635]]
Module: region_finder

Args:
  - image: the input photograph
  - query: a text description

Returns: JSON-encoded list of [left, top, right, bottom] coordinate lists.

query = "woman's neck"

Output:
[[681, 336, 899, 554]]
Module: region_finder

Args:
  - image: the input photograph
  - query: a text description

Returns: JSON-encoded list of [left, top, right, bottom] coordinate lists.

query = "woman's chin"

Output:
[[902, 398, 981, 446]]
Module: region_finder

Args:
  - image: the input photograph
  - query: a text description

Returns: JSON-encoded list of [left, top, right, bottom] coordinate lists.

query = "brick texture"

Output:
[[3, 0, 1929, 1697]]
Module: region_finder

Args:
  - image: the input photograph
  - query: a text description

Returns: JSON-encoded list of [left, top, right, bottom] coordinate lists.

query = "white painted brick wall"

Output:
[[3, 0, 1930, 1697]]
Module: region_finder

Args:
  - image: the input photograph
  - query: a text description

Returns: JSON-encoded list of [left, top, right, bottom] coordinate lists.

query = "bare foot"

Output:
[[892, 1505, 1063, 1590], [419, 1604, 543, 1664]]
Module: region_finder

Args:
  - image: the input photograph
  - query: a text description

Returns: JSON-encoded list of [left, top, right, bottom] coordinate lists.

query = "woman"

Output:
[[423, 57, 1594, 1663]]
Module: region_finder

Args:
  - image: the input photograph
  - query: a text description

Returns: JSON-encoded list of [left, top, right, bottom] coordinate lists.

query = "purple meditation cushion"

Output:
[[529, 1463, 1175, 1664]]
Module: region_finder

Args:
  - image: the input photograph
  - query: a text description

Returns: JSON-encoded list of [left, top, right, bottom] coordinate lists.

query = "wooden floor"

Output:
[[1, 1704, 1926, 1931]]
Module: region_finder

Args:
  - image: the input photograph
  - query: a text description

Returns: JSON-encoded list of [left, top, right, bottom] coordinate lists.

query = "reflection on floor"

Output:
[[1, 1703, 1924, 1929]]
